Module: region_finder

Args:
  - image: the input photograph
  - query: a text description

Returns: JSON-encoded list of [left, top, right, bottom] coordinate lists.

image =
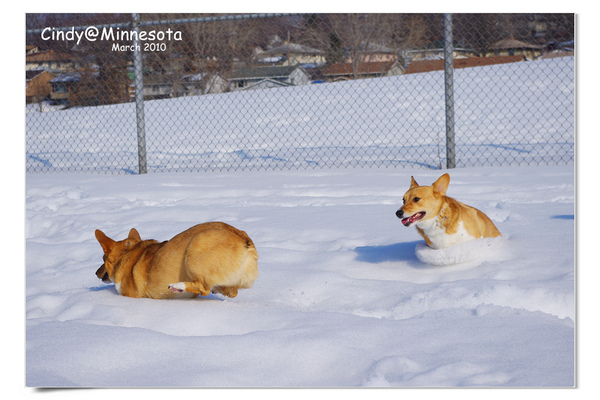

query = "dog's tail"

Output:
[[246, 237, 259, 261]]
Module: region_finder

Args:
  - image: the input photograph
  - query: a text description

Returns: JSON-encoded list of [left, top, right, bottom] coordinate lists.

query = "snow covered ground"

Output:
[[26, 57, 574, 174], [26, 165, 574, 387], [23, 55, 577, 390]]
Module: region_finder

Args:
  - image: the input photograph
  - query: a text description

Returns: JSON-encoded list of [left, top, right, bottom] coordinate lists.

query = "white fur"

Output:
[[115, 282, 122, 295], [415, 218, 475, 250], [167, 282, 202, 298], [169, 282, 187, 292]]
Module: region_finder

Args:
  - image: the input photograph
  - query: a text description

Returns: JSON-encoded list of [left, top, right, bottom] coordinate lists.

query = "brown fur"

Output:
[[94, 222, 259, 299], [397, 174, 501, 249]]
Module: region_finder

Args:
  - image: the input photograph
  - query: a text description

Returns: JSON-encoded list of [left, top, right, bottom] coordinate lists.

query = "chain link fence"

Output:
[[26, 13, 574, 174]]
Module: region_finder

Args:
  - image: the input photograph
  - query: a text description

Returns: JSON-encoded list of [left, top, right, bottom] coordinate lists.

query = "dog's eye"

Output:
[[413, 197, 420, 202]]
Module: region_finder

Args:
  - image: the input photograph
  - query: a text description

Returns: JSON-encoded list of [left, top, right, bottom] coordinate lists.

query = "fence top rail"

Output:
[[26, 13, 304, 35]]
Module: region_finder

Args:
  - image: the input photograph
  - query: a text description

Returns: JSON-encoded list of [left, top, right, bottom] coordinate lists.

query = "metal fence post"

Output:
[[443, 13, 456, 169], [132, 13, 147, 174]]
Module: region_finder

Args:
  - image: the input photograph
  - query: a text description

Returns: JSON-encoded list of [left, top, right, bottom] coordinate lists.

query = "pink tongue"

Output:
[[402, 213, 423, 226]]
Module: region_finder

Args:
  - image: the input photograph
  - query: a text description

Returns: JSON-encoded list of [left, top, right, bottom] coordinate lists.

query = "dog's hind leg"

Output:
[[211, 286, 239, 298], [168, 281, 211, 297]]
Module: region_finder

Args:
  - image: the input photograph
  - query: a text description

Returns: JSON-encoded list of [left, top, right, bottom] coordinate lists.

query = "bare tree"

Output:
[[384, 14, 429, 51], [142, 14, 264, 95], [301, 14, 429, 77], [453, 14, 516, 57], [69, 53, 129, 107], [297, 14, 345, 64], [328, 14, 384, 77], [178, 17, 226, 94]]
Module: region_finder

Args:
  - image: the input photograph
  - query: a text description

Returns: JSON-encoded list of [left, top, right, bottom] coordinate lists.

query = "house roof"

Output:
[[404, 55, 526, 74], [50, 71, 82, 83], [242, 78, 291, 90], [50, 67, 99, 83], [26, 69, 54, 81], [321, 61, 399, 77], [229, 65, 303, 80], [182, 73, 205, 82], [26, 49, 74, 63], [262, 43, 325, 56], [181, 73, 224, 83]]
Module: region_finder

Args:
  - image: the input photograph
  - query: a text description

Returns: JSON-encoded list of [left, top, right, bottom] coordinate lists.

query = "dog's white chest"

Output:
[[416, 218, 475, 249]]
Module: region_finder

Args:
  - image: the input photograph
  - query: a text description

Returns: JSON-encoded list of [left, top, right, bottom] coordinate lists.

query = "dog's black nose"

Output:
[[395, 209, 404, 219]]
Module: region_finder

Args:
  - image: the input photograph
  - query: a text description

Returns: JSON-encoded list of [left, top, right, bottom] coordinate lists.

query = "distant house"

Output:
[[49, 67, 109, 106], [254, 43, 327, 66], [49, 70, 83, 104], [26, 70, 56, 103], [142, 73, 176, 99], [131, 73, 230, 99], [403, 55, 526, 75], [400, 40, 476, 64], [181, 73, 229, 95], [487, 38, 544, 59], [26, 49, 81, 72], [228, 65, 310, 91], [26, 44, 40, 55], [321, 61, 404, 82]]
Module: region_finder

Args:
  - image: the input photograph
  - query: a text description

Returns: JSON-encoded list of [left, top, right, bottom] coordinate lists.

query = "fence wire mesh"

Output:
[[26, 13, 574, 174]]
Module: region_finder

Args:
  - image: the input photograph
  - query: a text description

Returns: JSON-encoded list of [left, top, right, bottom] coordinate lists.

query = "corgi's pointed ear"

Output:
[[432, 173, 450, 196], [410, 176, 419, 189], [95, 229, 115, 253], [128, 228, 141, 242]]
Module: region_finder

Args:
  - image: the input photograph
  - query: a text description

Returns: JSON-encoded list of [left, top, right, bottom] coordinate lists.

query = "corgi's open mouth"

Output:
[[402, 212, 426, 227]]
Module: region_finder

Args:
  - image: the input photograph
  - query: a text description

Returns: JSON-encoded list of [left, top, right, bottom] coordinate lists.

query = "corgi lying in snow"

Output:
[[95, 222, 258, 299], [396, 174, 501, 249]]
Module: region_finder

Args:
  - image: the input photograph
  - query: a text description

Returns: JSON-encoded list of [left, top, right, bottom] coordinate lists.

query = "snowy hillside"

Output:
[[26, 57, 574, 173]]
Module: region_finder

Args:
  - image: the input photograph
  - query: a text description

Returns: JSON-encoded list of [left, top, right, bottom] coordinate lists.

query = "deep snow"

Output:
[[24, 54, 576, 389], [25, 165, 574, 387]]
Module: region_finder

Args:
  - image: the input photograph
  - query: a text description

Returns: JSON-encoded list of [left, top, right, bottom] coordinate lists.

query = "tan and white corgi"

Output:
[[396, 174, 501, 249], [94, 222, 258, 299]]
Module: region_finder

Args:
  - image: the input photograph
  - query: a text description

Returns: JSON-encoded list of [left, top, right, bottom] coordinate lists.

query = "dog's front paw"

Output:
[[168, 282, 186, 293]]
